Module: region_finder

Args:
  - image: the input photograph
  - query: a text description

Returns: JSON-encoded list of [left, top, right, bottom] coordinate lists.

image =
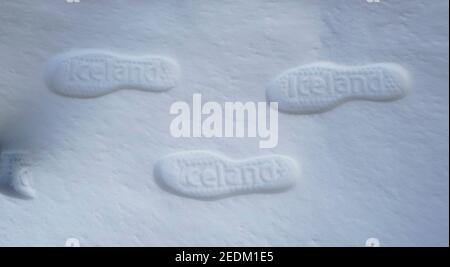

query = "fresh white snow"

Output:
[[0, 0, 448, 246]]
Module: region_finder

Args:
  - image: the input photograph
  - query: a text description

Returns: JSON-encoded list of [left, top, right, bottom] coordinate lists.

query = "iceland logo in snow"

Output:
[[169, 94, 279, 149]]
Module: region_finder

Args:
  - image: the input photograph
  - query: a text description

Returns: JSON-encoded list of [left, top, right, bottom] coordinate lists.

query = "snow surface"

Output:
[[0, 0, 448, 246]]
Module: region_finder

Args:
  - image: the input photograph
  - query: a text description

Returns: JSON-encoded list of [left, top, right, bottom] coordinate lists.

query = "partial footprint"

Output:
[[154, 151, 299, 199], [0, 151, 36, 199], [45, 50, 180, 98], [266, 62, 410, 114]]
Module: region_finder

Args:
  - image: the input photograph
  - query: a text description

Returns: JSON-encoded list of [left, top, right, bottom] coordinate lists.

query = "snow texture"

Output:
[[0, 0, 448, 246]]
